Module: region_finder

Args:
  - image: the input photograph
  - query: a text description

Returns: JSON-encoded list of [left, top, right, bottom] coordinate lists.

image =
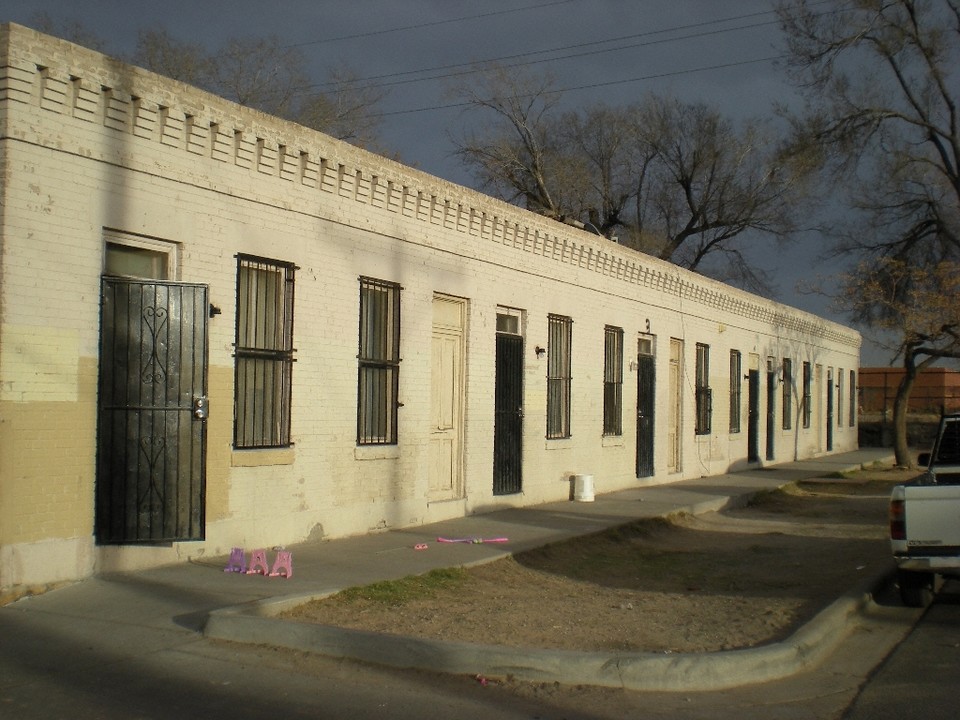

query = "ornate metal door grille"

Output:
[[96, 279, 208, 544], [636, 354, 655, 478], [748, 370, 760, 463], [494, 332, 523, 495]]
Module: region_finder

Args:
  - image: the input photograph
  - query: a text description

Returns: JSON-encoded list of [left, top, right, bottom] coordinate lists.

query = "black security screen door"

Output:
[[494, 333, 523, 495], [748, 370, 760, 463], [826, 369, 834, 452], [766, 367, 776, 461], [96, 279, 209, 544], [636, 354, 655, 478]]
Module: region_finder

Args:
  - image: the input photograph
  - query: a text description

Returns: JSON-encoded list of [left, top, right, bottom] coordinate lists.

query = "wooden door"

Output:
[[429, 295, 466, 499], [667, 339, 681, 472]]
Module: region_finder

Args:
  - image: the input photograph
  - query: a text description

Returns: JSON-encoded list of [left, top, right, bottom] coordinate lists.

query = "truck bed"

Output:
[[891, 483, 960, 569]]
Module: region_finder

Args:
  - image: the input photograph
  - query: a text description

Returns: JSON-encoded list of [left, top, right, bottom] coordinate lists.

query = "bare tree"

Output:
[[451, 66, 802, 291], [452, 66, 568, 218], [209, 36, 307, 119], [295, 67, 387, 148], [778, 0, 960, 261], [133, 29, 213, 86], [779, 0, 960, 455], [28, 12, 109, 52], [561, 105, 636, 236], [629, 97, 800, 289], [131, 29, 386, 147], [836, 259, 960, 465]]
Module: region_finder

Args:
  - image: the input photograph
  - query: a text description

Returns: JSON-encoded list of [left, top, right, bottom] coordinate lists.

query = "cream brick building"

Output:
[[0, 24, 861, 595]]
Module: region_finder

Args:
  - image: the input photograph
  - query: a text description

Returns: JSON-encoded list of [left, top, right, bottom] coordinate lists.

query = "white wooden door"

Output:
[[429, 295, 466, 498], [667, 338, 682, 473]]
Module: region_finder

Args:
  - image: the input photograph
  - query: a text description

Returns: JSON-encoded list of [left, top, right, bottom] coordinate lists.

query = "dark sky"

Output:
[[5, 0, 883, 360]]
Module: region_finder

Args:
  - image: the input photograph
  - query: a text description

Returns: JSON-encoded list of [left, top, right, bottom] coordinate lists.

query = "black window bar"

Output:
[[695, 343, 711, 435], [547, 314, 572, 439], [233, 254, 297, 449], [782, 358, 793, 430], [603, 326, 623, 436], [358, 277, 401, 445], [729, 350, 742, 434]]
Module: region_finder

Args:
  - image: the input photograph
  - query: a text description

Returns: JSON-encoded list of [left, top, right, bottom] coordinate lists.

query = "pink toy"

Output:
[[436, 537, 508, 544], [224, 547, 246, 573], [269, 549, 293, 579], [246, 549, 270, 575]]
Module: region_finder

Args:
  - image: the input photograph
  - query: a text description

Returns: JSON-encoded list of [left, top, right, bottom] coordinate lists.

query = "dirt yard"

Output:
[[284, 468, 914, 654]]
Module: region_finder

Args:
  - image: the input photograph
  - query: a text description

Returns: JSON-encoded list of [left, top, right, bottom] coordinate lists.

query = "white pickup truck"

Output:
[[890, 413, 960, 607]]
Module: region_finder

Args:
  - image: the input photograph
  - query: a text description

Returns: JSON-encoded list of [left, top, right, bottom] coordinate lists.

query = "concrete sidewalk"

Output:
[[6, 449, 900, 693]]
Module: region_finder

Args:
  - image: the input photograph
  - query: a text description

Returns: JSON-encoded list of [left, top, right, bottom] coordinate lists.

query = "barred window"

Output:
[[802, 361, 812, 428], [547, 314, 572, 439], [358, 277, 401, 445], [603, 326, 623, 436], [234, 255, 296, 448], [695, 343, 711, 435], [782, 358, 793, 430], [729, 350, 742, 433]]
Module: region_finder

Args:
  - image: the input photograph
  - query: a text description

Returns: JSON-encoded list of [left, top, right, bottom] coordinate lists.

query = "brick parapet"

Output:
[[0, 22, 859, 351]]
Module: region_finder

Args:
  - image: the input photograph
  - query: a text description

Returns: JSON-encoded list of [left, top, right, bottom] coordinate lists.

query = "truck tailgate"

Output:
[[904, 485, 960, 548]]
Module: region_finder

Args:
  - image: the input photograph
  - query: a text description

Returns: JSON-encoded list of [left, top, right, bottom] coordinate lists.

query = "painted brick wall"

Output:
[[0, 24, 862, 590]]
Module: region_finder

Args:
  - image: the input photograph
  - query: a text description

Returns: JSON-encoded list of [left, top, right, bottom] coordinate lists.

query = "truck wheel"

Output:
[[897, 569, 934, 608]]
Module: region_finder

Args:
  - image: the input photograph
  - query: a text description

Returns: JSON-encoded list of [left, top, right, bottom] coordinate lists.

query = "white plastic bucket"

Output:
[[572, 474, 595, 502]]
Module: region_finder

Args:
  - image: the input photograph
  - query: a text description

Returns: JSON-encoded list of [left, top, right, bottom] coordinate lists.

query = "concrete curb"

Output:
[[204, 568, 896, 692]]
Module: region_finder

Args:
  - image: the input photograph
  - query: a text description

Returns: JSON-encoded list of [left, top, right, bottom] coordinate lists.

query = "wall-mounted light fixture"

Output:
[[535, 345, 546, 358]]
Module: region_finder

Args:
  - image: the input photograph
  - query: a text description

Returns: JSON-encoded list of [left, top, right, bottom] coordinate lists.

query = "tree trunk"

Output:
[[892, 355, 919, 467]]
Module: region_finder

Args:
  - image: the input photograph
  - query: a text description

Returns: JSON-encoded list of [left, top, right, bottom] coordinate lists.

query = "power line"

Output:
[[324, 18, 784, 94], [367, 54, 786, 119], [286, 0, 578, 47], [304, 8, 782, 93]]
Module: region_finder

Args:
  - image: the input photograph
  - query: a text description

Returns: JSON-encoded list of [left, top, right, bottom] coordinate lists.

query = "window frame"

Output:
[[695, 343, 712, 436], [802, 361, 812, 429], [103, 230, 179, 280], [547, 314, 573, 439], [603, 325, 624, 436], [233, 254, 297, 449], [357, 276, 402, 446]]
